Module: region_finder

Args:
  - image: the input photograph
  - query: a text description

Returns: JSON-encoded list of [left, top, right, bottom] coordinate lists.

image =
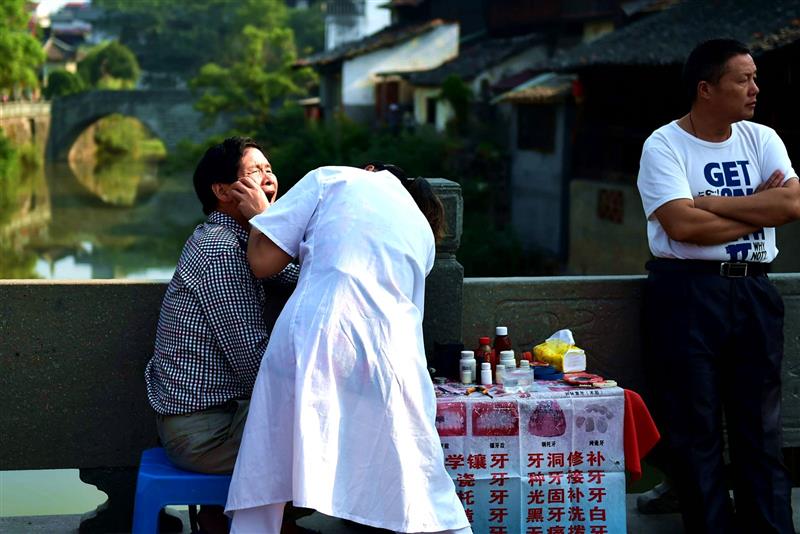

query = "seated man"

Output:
[[144, 137, 305, 533]]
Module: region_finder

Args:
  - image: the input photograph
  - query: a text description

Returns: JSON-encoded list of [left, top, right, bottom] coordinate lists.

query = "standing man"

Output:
[[145, 137, 302, 533], [637, 39, 799, 533]]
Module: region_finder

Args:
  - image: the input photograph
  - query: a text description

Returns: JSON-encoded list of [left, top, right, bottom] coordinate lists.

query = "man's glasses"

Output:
[[241, 166, 274, 180]]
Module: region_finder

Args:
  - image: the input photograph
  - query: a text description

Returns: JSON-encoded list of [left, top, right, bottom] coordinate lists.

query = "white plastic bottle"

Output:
[[480, 362, 492, 386], [495, 363, 506, 385], [499, 350, 516, 369], [460, 350, 477, 384]]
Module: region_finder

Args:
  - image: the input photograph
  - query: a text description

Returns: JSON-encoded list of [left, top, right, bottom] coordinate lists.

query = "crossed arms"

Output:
[[655, 172, 800, 245]]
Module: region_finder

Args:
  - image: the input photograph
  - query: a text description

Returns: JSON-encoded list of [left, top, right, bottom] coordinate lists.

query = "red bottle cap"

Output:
[[479, 336, 491, 345]]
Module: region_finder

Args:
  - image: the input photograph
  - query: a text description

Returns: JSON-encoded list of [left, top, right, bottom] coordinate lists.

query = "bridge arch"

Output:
[[46, 90, 229, 161]]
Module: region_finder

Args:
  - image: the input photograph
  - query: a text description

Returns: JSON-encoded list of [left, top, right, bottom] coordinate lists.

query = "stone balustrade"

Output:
[[1, 177, 798, 530]]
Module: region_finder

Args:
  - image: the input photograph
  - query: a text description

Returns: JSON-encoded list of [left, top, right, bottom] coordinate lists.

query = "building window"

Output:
[[597, 189, 624, 224], [426, 97, 437, 125], [517, 104, 556, 152]]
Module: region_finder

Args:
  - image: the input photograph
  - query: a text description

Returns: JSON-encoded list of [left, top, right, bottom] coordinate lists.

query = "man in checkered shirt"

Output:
[[145, 137, 299, 475]]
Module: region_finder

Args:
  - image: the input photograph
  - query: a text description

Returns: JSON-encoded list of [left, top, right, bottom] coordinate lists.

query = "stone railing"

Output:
[[2, 176, 799, 530], [1, 275, 799, 531], [0, 101, 50, 119]]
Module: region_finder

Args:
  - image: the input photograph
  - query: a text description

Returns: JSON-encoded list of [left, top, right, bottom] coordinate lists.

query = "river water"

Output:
[[1, 144, 202, 517], [1, 149, 202, 281]]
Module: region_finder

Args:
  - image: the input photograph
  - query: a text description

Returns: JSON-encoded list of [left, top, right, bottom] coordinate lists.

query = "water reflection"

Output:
[[0, 145, 202, 280], [69, 153, 159, 207]]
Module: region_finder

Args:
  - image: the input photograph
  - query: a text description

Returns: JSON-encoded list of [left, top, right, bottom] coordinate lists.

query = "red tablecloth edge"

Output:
[[623, 388, 661, 482]]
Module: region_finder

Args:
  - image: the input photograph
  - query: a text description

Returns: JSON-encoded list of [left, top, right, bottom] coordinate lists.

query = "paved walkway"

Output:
[[2, 491, 798, 533]]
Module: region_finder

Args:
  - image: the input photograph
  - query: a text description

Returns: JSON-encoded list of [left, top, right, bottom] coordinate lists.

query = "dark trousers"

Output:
[[644, 263, 793, 534]]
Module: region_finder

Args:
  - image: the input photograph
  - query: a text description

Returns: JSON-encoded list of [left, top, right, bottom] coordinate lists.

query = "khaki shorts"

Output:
[[156, 400, 313, 522], [157, 399, 250, 475]]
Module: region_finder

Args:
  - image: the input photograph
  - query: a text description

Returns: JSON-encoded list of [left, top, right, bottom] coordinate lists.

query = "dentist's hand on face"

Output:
[[230, 174, 270, 220]]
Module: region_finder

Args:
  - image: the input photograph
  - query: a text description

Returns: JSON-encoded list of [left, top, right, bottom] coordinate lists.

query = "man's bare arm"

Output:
[[654, 199, 759, 245], [693, 177, 800, 228]]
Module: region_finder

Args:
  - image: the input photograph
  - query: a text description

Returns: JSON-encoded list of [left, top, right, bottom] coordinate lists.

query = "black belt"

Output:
[[646, 258, 770, 278]]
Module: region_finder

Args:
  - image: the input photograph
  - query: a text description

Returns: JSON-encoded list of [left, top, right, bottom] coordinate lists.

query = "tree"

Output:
[[190, 22, 317, 135], [44, 69, 85, 98], [78, 41, 140, 89], [0, 0, 45, 93], [288, 1, 325, 56], [93, 0, 321, 88], [439, 75, 473, 135]]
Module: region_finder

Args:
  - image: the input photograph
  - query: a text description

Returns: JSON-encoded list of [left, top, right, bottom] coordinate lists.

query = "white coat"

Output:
[[225, 167, 469, 532]]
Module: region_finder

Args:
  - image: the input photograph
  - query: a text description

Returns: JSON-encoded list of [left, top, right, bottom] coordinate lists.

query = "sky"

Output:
[[36, 0, 88, 18]]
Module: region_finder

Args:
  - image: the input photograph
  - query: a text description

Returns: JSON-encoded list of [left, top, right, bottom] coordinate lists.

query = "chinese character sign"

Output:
[[436, 387, 626, 533]]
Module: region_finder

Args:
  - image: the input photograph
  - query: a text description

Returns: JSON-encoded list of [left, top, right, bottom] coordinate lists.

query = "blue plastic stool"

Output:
[[132, 447, 232, 534]]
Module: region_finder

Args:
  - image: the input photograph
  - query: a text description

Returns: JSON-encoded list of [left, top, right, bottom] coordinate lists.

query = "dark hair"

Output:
[[406, 176, 446, 243], [683, 39, 751, 103], [364, 161, 446, 242], [363, 161, 408, 181], [193, 136, 264, 215]]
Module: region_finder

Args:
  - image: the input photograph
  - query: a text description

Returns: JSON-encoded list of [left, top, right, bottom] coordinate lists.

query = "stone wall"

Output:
[[568, 178, 800, 274], [462, 274, 800, 445], [0, 102, 51, 152]]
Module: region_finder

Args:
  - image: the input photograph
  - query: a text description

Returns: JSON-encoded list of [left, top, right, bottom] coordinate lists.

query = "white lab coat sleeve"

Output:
[[249, 168, 324, 258]]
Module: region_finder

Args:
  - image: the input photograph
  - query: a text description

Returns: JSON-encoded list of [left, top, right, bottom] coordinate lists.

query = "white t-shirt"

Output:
[[637, 120, 796, 262]]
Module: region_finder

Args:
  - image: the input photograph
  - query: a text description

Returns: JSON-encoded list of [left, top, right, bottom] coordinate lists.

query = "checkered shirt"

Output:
[[145, 211, 299, 415]]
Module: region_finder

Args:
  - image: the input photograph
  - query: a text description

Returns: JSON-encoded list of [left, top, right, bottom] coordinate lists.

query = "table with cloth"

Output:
[[434, 382, 659, 534]]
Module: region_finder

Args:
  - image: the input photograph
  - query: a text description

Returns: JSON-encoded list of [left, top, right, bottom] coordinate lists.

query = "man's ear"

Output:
[[697, 80, 712, 101], [211, 182, 231, 202]]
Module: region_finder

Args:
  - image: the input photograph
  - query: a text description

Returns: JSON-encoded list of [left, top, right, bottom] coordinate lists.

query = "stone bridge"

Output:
[[45, 89, 229, 160]]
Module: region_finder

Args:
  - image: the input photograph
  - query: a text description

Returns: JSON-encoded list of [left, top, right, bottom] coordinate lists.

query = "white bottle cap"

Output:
[[460, 350, 475, 359], [495, 326, 508, 336], [499, 350, 514, 359], [520, 360, 530, 368], [481, 362, 491, 370]]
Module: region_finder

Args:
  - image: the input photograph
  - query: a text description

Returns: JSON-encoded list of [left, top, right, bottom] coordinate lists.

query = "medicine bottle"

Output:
[[493, 326, 513, 365], [480, 362, 492, 386], [476, 336, 493, 365], [495, 363, 506, 385], [459, 351, 476, 384]]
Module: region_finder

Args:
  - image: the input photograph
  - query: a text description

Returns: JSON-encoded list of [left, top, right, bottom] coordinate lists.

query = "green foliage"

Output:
[[93, 0, 320, 88], [0, 0, 45, 92], [288, 1, 325, 56], [90, 114, 165, 159], [78, 41, 140, 89], [44, 69, 85, 98], [191, 24, 317, 135], [439, 75, 473, 135]]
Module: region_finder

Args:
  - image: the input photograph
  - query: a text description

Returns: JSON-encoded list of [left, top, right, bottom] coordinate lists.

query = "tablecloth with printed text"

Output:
[[435, 384, 625, 534]]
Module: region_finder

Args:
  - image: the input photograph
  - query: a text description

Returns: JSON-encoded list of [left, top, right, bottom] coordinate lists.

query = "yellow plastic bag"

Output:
[[533, 330, 586, 373]]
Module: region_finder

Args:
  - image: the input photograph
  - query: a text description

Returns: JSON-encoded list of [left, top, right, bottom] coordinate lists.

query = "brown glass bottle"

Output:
[[476, 336, 494, 372], [493, 326, 513, 368]]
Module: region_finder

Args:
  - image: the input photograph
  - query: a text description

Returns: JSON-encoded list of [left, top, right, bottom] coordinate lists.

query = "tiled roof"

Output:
[[538, 0, 800, 70], [297, 19, 450, 67], [495, 73, 576, 105], [402, 33, 543, 86]]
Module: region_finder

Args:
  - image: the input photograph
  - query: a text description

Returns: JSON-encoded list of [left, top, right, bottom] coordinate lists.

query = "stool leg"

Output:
[[131, 491, 162, 534], [188, 505, 199, 533]]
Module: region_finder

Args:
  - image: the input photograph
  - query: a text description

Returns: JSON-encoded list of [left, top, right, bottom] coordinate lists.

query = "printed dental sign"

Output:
[[436, 387, 625, 533]]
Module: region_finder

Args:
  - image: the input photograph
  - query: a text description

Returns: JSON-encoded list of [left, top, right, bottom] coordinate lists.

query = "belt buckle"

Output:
[[720, 262, 747, 277]]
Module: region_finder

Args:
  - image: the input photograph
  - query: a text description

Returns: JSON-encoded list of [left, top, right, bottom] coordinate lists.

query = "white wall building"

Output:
[[325, 0, 392, 51]]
